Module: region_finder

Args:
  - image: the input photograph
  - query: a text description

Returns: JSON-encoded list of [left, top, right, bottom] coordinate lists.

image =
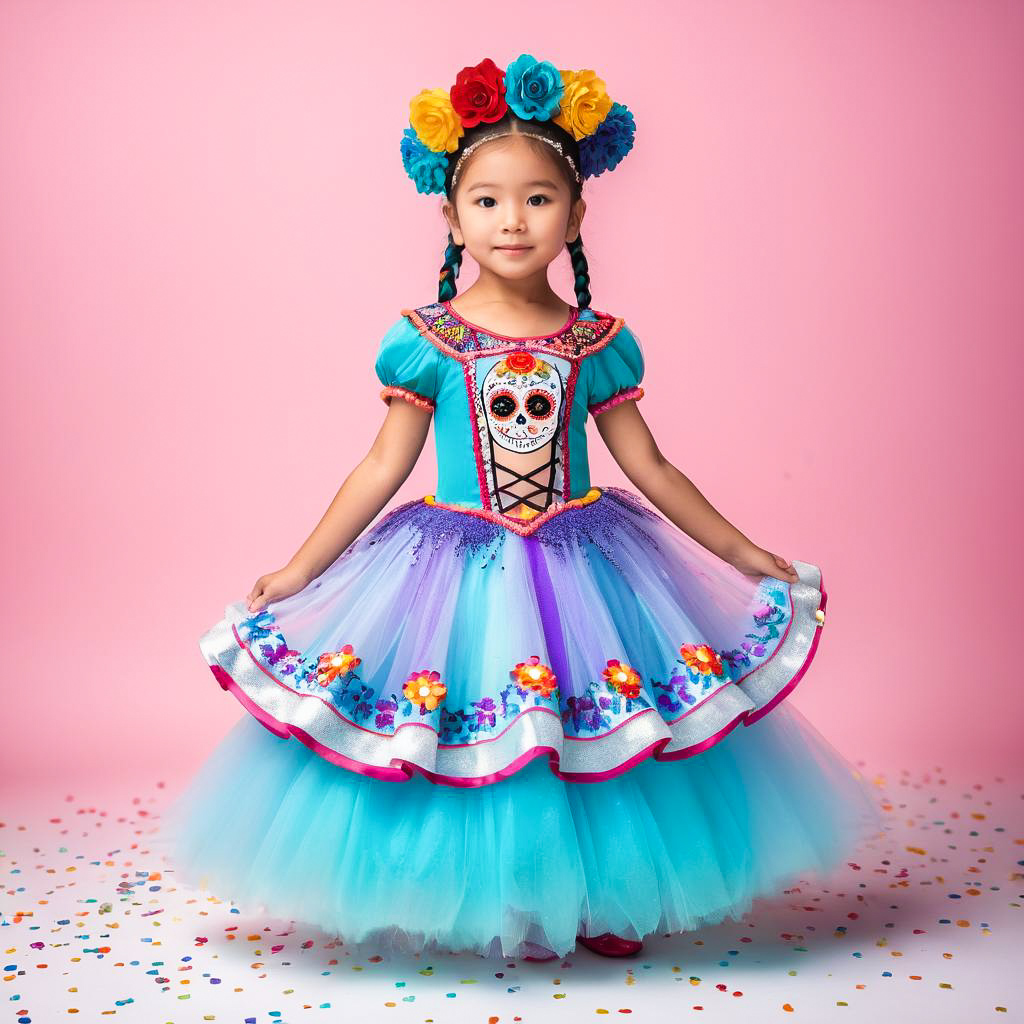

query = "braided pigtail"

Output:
[[566, 235, 592, 313], [438, 230, 465, 302]]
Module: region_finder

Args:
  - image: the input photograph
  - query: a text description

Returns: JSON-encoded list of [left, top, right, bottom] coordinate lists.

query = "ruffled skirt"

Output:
[[160, 486, 882, 957]]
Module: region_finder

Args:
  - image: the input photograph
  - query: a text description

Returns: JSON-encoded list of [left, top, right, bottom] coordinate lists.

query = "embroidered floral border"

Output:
[[401, 304, 626, 361], [198, 563, 826, 787]]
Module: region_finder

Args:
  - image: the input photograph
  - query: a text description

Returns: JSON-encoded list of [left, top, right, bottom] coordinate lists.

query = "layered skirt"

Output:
[[159, 486, 882, 958]]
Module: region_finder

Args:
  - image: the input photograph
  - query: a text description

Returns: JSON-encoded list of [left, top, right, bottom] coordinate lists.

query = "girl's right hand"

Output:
[[246, 564, 313, 613]]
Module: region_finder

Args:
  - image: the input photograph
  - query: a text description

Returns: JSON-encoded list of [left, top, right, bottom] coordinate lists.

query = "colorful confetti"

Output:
[[0, 765, 1018, 1020]]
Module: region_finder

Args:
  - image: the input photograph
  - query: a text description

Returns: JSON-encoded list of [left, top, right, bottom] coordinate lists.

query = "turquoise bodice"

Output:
[[374, 300, 645, 531]]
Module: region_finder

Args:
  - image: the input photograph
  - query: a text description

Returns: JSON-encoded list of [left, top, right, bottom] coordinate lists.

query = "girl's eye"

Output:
[[474, 195, 551, 208]]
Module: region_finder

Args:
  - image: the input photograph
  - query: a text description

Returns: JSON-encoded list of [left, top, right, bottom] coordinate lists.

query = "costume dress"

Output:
[[160, 300, 882, 959]]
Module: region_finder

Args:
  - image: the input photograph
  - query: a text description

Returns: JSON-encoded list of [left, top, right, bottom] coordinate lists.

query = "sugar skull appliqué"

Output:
[[482, 351, 563, 453]]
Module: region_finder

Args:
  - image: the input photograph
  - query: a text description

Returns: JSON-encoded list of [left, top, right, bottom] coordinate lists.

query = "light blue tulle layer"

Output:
[[158, 701, 882, 959]]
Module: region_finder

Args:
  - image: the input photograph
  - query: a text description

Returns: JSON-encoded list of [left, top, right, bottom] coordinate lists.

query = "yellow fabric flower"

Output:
[[552, 69, 613, 141], [409, 88, 464, 154]]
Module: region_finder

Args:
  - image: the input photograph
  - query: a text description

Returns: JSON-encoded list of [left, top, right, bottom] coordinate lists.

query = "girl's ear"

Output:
[[442, 199, 465, 247], [566, 197, 587, 244]]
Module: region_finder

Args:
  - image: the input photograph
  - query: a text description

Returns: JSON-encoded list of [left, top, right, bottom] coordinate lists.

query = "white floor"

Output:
[[1, 761, 1020, 1023]]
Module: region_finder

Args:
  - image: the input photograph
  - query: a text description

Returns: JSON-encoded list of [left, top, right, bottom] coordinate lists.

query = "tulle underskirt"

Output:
[[157, 700, 882, 959]]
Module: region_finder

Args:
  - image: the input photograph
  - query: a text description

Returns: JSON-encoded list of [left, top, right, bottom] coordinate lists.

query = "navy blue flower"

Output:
[[400, 125, 448, 195], [579, 102, 636, 179], [504, 53, 564, 121]]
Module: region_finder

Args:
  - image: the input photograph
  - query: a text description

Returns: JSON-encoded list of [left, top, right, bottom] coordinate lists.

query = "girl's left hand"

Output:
[[728, 544, 799, 583]]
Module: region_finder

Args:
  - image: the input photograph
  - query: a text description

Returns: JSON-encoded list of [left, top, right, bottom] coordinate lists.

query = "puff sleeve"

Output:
[[584, 323, 646, 416], [374, 316, 442, 412]]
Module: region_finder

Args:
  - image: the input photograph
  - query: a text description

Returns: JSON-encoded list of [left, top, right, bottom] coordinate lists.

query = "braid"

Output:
[[438, 230, 465, 302], [566, 235, 592, 312]]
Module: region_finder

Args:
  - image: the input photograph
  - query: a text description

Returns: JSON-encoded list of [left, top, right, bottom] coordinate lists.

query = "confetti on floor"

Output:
[[1, 763, 1020, 1022]]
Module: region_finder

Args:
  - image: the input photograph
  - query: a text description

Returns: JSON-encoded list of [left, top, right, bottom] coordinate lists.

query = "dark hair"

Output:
[[437, 112, 591, 313]]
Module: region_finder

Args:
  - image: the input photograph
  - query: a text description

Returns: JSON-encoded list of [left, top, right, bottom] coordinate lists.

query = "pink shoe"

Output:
[[576, 931, 644, 957]]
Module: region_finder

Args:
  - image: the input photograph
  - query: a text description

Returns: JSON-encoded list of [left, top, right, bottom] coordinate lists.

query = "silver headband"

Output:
[[449, 131, 582, 192]]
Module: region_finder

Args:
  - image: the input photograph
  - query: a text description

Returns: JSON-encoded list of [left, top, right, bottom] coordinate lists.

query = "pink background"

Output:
[[1, 1, 1020, 788]]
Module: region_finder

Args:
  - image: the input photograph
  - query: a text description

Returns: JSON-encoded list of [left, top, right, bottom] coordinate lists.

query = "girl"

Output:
[[160, 55, 882, 962]]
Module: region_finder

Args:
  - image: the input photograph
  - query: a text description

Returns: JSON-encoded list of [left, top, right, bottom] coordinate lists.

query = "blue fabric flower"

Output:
[[579, 102, 636, 179], [400, 125, 448, 195], [504, 53, 564, 121]]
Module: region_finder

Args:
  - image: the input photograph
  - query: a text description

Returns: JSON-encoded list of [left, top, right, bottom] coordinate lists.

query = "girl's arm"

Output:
[[594, 401, 798, 583], [247, 400, 432, 611]]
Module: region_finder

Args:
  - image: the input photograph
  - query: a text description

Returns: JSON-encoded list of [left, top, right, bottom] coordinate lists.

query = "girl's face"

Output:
[[442, 134, 586, 285]]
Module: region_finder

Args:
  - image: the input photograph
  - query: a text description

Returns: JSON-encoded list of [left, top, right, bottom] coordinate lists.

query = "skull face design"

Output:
[[481, 351, 563, 453]]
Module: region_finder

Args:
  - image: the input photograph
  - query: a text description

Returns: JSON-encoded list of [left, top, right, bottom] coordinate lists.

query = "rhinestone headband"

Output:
[[400, 54, 636, 196], [450, 131, 581, 192]]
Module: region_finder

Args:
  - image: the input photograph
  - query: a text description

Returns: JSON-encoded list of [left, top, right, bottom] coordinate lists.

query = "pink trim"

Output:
[[588, 385, 645, 417], [742, 570, 828, 725], [442, 299, 579, 342], [379, 385, 435, 411], [423, 488, 602, 537], [656, 712, 749, 761]]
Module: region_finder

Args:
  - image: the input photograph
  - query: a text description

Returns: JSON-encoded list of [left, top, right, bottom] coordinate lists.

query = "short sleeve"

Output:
[[374, 316, 442, 412], [585, 323, 646, 416]]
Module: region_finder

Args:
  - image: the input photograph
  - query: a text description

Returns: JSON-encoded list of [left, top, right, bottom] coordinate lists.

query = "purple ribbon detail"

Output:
[[525, 535, 571, 695]]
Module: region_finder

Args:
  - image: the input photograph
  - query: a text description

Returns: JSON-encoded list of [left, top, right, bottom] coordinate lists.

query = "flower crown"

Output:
[[400, 55, 636, 196]]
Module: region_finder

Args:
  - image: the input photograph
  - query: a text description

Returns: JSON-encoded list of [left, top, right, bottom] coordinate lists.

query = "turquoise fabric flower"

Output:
[[400, 126, 448, 195], [504, 54, 564, 121], [579, 102, 636, 178]]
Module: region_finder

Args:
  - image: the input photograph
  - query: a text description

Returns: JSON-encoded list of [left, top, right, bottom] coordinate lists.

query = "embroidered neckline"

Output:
[[442, 299, 579, 342], [402, 303, 625, 359]]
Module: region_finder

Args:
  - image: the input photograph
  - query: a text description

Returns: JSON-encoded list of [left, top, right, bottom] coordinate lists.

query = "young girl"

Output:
[[161, 54, 882, 962]]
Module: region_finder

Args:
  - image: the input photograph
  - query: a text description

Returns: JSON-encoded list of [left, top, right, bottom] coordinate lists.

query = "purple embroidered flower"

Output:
[[374, 697, 398, 730], [473, 696, 497, 728]]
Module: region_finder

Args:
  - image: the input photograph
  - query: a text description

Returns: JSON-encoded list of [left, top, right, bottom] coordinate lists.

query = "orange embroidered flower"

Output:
[[315, 644, 361, 686], [512, 655, 557, 697], [505, 351, 538, 374], [602, 659, 643, 699], [679, 643, 725, 677], [403, 669, 447, 711]]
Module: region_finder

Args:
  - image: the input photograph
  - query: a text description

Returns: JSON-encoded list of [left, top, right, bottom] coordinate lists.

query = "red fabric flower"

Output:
[[450, 58, 508, 127], [506, 351, 538, 374]]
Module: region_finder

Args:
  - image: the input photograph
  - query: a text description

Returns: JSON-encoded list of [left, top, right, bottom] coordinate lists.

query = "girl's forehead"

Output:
[[460, 138, 566, 188]]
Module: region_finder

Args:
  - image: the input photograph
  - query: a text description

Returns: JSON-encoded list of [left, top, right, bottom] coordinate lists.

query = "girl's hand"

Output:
[[246, 564, 313, 613], [728, 544, 799, 584]]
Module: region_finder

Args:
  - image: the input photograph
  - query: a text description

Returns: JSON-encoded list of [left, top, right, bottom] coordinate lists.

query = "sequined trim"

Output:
[[588, 385, 645, 417], [401, 304, 625, 360], [423, 487, 603, 537], [198, 554, 826, 788], [379, 385, 435, 411]]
